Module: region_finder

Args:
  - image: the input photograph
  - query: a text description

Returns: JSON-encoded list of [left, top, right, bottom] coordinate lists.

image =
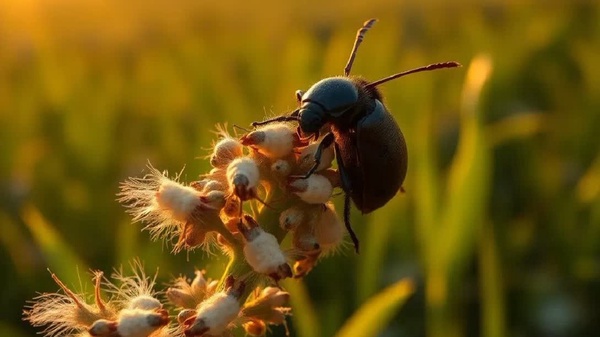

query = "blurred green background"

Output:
[[1, 0, 599, 336]]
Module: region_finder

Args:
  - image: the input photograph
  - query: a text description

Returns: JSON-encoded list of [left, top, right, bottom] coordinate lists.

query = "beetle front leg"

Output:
[[291, 132, 335, 179]]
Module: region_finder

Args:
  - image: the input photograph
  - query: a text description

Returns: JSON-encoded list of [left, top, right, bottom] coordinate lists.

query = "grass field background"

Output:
[[1, 1, 599, 336]]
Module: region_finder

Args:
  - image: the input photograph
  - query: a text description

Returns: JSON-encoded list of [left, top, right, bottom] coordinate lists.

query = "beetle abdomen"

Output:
[[352, 100, 407, 213]]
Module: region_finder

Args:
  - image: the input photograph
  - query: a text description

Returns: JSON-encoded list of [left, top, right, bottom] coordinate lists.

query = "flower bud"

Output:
[[115, 308, 169, 337], [127, 295, 162, 311], [167, 287, 197, 309], [156, 180, 203, 223], [222, 197, 241, 218], [191, 179, 225, 194], [314, 203, 345, 252], [211, 137, 244, 168], [279, 206, 305, 231], [200, 190, 227, 209], [271, 159, 291, 177], [288, 174, 333, 204], [238, 215, 292, 280], [226, 157, 260, 201], [184, 291, 241, 336], [240, 123, 295, 159], [293, 252, 321, 278], [190, 270, 207, 294], [178, 309, 197, 324], [243, 319, 266, 336], [242, 287, 290, 325], [292, 229, 320, 253], [89, 319, 117, 336]]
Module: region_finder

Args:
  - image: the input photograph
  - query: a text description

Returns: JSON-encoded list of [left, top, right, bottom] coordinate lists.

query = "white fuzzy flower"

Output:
[[105, 261, 162, 312], [113, 308, 169, 337], [24, 271, 112, 337], [238, 216, 292, 280], [226, 157, 260, 201], [210, 136, 244, 168], [279, 206, 305, 231], [241, 123, 296, 159], [118, 164, 198, 242], [314, 203, 346, 254], [183, 290, 241, 337], [288, 174, 334, 204]]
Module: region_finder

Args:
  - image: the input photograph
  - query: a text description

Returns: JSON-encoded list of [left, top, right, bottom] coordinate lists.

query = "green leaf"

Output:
[[335, 278, 415, 337]]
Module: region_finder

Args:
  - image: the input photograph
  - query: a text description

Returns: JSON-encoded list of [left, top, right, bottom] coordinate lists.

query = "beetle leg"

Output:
[[334, 145, 360, 253], [344, 192, 360, 253], [291, 132, 335, 179], [251, 109, 300, 127]]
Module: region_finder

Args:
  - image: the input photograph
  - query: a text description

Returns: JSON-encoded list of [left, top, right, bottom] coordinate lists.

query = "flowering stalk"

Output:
[[24, 122, 348, 337]]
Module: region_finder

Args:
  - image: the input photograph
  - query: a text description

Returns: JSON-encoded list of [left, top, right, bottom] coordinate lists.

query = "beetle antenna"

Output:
[[251, 108, 301, 127], [344, 18, 378, 76], [233, 124, 251, 133], [366, 61, 462, 88]]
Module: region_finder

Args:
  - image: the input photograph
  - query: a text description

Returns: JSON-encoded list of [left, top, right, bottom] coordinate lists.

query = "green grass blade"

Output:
[[282, 279, 321, 337], [21, 204, 89, 287], [479, 223, 506, 337], [335, 278, 415, 337]]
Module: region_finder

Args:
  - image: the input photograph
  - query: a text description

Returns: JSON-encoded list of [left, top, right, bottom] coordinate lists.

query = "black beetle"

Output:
[[252, 19, 460, 252]]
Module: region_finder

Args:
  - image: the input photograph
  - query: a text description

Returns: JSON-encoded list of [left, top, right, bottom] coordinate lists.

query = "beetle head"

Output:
[[298, 102, 326, 134]]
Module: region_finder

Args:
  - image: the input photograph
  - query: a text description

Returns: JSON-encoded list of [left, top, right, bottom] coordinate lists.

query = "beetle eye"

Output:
[[295, 90, 305, 103]]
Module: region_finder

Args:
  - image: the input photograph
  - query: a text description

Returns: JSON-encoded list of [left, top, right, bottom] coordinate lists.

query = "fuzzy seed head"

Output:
[[89, 319, 117, 336], [241, 123, 295, 159], [243, 228, 289, 277], [127, 295, 162, 311], [211, 137, 244, 168], [226, 157, 260, 200], [314, 203, 345, 253], [107, 262, 160, 311], [200, 190, 227, 210], [188, 292, 240, 336], [118, 164, 190, 242], [116, 309, 169, 337], [192, 179, 225, 194], [288, 174, 334, 204], [271, 159, 291, 176], [177, 309, 196, 324], [293, 229, 320, 253], [156, 180, 203, 223], [167, 288, 197, 309], [24, 272, 114, 337], [242, 287, 291, 326], [279, 207, 305, 231], [190, 270, 207, 294]]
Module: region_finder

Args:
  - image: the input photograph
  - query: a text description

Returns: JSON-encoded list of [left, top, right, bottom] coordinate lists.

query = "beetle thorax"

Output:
[[298, 77, 362, 133]]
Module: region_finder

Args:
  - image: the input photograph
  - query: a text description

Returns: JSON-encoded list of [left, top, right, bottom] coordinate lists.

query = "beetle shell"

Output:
[[301, 77, 359, 113], [333, 98, 407, 213]]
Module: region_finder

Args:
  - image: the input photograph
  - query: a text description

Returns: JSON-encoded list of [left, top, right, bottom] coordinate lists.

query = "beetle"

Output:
[[252, 19, 460, 252]]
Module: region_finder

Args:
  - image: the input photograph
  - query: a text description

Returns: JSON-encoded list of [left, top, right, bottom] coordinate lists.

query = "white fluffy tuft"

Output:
[[195, 292, 240, 335], [294, 174, 333, 204], [243, 229, 287, 274], [226, 157, 260, 189]]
